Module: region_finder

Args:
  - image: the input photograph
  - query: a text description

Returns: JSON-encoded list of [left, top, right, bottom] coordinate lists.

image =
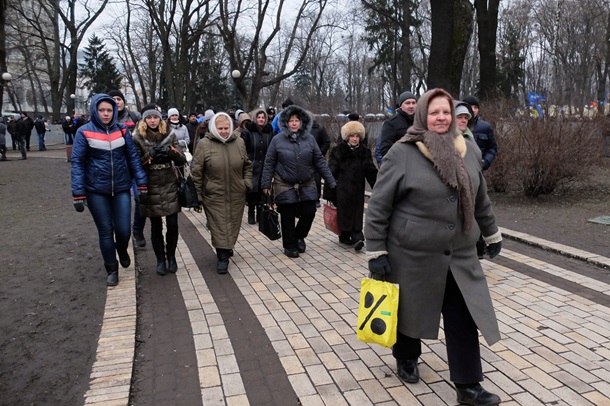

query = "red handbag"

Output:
[[323, 202, 340, 235]]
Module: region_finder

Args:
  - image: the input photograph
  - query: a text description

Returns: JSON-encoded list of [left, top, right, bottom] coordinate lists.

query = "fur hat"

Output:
[[398, 91, 416, 106], [167, 108, 180, 117], [107, 90, 125, 103], [341, 121, 366, 141], [463, 95, 480, 108], [141, 103, 161, 120]]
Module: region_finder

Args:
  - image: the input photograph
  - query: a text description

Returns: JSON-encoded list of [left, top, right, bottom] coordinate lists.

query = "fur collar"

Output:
[[415, 132, 466, 162]]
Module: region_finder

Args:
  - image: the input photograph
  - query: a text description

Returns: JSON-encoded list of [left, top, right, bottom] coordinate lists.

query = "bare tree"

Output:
[[474, 0, 500, 100], [217, 0, 329, 110]]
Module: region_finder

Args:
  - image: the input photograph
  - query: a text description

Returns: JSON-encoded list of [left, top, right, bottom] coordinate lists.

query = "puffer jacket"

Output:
[[243, 108, 275, 193], [71, 94, 147, 197], [261, 105, 336, 205], [132, 121, 186, 218], [472, 116, 497, 170]]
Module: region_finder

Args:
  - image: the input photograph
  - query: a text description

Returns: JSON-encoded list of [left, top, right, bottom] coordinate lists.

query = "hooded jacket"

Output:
[[71, 94, 147, 197], [191, 112, 253, 249], [261, 105, 336, 204], [242, 108, 275, 192]]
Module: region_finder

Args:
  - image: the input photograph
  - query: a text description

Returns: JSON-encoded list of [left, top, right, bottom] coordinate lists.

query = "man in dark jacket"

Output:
[[462, 95, 497, 171], [185, 112, 199, 152], [310, 119, 331, 207], [375, 91, 417, 166], [16, 112, 33, 159], [108, 90, 140, 132], [34, 115, 47, 151]]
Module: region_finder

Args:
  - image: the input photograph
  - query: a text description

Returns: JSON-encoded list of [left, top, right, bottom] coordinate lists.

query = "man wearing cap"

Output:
[[108, 90, 141, 132], [375, 91, 417, 166], [462, 95, 497, 171]]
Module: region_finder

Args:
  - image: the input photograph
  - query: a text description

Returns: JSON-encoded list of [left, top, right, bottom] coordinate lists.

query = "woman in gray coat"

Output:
[[364, 88, 502, 406]]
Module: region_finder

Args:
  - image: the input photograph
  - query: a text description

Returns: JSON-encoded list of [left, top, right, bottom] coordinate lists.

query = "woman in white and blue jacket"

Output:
[[71, 94, 147, 287]]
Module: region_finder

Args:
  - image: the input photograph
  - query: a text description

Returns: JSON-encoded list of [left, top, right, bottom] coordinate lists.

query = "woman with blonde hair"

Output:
[[191, 112, 252, 274], [132, 104, 186, 276]]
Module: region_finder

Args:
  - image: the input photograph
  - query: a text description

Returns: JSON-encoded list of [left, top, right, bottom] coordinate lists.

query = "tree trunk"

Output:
[[474, 0, 500, 100], [427, 0, 454, 91], [449, 0, 473, 96]]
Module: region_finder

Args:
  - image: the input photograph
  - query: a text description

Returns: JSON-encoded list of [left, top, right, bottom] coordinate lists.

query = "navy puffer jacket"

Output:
[[71, 94, 147, 197]]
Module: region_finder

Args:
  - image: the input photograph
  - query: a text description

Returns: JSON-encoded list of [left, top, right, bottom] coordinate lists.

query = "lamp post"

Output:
[[231, 69, 241, 109], [70, 93, 76, 116], [2, 72, 12, 114]]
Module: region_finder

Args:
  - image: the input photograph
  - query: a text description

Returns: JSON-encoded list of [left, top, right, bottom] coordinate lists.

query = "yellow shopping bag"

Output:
[[356, 278, 399, 348]]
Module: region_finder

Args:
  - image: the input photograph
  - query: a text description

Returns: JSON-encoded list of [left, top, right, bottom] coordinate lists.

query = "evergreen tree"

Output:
[[79, 35, 122, 97]]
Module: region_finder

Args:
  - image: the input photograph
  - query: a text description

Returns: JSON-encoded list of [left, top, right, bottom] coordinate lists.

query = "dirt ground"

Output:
[[0, 146, 609, 405]]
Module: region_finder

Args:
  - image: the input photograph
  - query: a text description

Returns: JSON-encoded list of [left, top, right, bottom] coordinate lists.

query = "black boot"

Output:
[[396, 359, 419, 383], [216, 248, 230, 274], [156, 260, 167, 276], [167, 256, 178, 273], [117, 249, 131, 268], [133, 232, 146, 248], [105, 263, 119, 286], [455, 384, 501, 406], [247, 205, 256, 224]]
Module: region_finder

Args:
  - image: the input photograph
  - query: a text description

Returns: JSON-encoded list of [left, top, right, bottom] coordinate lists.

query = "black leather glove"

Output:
[[486, 241, 502, 259], [73, 196, 86, 212], [150, 146, 170, 163], [368, 255, 391, 279]]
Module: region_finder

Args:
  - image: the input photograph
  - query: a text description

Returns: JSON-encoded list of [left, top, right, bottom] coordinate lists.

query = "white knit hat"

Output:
[[167, 108, 180, 117]]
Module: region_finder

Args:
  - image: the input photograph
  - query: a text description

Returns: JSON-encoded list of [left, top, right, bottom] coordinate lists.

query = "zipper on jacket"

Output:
[[108, 128, 114, 196]]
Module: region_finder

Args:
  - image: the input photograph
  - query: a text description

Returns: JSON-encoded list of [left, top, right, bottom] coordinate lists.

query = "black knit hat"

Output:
[[347, 113, 360, 121], [463, 95, 480, 108], [107, 90, 125, 103], [282, 98, 294, 108], [398, 91, 416, 106]]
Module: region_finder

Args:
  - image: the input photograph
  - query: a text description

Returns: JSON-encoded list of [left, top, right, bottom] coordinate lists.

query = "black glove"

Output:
[[73, 196, 86, 212], [194, 202, 203, 213], [368, 255, 391, 279], [486, 241, 502, 259], [150, 146, 170, 163]]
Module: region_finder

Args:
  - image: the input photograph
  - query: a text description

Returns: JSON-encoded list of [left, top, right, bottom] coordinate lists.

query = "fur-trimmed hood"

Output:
[[278, 105, 313, 137]]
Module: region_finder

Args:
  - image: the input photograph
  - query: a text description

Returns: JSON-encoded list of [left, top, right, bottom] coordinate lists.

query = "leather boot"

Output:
[[247, 205, 256, 224], [396, 359, 419, 383], [105, 263, 119, 286], [117, 249, 131, 268], [156, 260, 167, 276], [455, 384, 501, 406], [167, 256, 178, 273], [216, 249, 230, 274]]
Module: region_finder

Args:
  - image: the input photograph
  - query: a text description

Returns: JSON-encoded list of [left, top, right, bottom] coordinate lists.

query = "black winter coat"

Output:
[[326, 142, 377, 233], [243, 121, 274, 193], [375, 109, 414, 165], [310, 121, 331, 157]]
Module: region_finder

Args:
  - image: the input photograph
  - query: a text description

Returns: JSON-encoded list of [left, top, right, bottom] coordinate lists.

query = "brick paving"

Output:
[[81, 203, 610, 405]]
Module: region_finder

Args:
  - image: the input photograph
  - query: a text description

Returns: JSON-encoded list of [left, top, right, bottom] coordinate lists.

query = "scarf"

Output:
[[401, 88, 475, 233]]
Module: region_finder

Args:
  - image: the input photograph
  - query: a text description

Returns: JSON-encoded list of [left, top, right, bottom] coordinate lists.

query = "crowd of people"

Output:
[[66, 88, 502, 406]]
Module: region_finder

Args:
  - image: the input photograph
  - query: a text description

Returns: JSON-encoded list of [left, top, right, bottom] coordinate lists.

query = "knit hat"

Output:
[[282, 98, 294, 108], [141, 103, 161, 120], [463, 95, 480, 108], [266, 107, 276, 115], [204, 109, 215, 122], [341, 121, 366, 141], [398, 91, 416, 106], [347, 113, 360, 121], [167, 108, 180, 117], [107, 90, 125, 103], [454, 102, 472, 119]]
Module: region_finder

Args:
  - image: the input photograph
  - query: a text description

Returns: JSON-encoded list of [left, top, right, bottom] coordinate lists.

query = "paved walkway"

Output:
[[81, 198, 610, 405]]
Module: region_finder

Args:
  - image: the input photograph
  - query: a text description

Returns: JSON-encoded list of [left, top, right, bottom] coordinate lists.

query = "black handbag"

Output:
[[259, 195, 282, 240], [176, 166, 199, 208]]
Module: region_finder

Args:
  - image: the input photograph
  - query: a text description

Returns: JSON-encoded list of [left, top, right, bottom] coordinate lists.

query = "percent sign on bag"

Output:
[[356, 278, 399, 348]]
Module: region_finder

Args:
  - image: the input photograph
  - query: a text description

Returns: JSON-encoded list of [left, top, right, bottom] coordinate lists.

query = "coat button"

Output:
[[444, 250, 451, 255], [447, 224, 455, 230], [447, 195, 456, 202]]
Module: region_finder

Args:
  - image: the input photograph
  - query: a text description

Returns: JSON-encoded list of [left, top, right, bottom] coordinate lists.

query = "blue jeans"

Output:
[[65, 132, 73, 145], [86, 191, 132, 265], [38, 132, 45, 150]]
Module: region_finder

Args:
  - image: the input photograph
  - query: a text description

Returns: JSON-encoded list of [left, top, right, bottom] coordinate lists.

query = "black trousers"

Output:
[[150, 213, 179, 262], [277, 201, 317, 250], [392, 270, 483, 384]]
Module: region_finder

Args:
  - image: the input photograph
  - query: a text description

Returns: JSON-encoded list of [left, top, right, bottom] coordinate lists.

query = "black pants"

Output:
[[150, 213, 179, 262], [277, 201, 317, 250], [392, 270, 483, 384]]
